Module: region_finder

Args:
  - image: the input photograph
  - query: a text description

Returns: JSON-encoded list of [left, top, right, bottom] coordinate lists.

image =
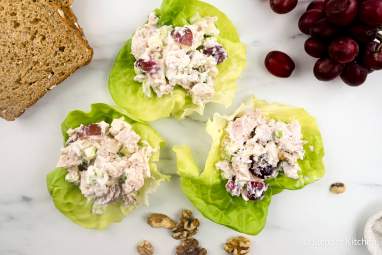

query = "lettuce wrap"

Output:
[[108, 0, 246, 122], [47, 104, 169, 229], [174, 97, 325, 234]]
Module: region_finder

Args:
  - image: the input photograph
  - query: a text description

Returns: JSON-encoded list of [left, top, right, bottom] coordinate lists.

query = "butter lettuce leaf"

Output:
[[174, 97, 325, 234], [47, 104, 168, 229], [108, 0, 246, 122], [174, 145, 271, 235], [248, 98, 325, 190]]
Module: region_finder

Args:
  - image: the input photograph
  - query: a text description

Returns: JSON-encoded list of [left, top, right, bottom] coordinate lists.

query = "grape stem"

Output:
[[376, 28, 382, 51]]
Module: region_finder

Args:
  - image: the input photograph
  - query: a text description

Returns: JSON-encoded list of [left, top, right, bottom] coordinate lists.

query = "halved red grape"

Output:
[[171, 27, 193, 46], [324, 0, 358, 26], [265, 51, 295, 78], [329, 37, 359, 64], [349, 24, 377, 44], [225, 178, 241, 196], [69, 124, 102, 143], [362, 41, 382, 70], [359, 0, 382, 27], [340, 62, 368, 86], [84, 124, 102, 136], [136, 59, 159, 74], [246, 181, 267, 201], [203, 45, 228, 64], [307, 0, 326, 12], [314, 58, 344, 81], [305, 37, 327, 58], [298, 9, 323, 34], [270, 0, 298, 14], [310, 18, 337, 38]]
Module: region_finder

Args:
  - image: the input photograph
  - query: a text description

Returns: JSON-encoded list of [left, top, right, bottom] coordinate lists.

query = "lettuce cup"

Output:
[[174, 97, 325, 234], [108, 0, 246, 121], [47, 104, 169, 229]]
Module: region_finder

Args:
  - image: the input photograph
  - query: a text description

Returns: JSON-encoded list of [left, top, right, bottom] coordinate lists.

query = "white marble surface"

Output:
[[1, 0, 382, 254]]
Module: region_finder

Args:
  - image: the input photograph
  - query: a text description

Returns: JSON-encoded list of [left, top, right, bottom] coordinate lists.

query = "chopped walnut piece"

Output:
[[147, 213, 177, 229], [330, 182, 346, 194], [176, 238, 207, 255], [172, 209, 200, 240], [137, 240, 154, 255], [224, 236, 251, 255]]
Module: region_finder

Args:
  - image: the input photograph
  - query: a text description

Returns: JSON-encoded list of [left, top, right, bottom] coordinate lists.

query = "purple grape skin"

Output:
[[245, 181, 267, 201], [203, 45, 228, 64]]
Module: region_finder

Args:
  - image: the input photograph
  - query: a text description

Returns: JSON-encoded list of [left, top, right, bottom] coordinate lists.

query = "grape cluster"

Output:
[[300, 0, 382, 86], [265, 0, 382, 86]]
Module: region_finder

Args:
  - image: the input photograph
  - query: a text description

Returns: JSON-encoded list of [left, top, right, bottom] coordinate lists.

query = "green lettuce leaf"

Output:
[[248, 98, 325, 190], [174, 97, 325, 234], [47, 104, 169, 229], [174, 145, 271, 235], [108, 0, 246, 122]]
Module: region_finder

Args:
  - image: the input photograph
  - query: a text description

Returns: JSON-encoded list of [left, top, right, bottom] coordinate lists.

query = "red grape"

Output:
[[275, 0, 382, 86], [85, 124, 102, 136], [359, 0, 382, 27], [362, 41, 382, 70], [203, 45, 228, 64], [314, 58, 344, 81], [340, 62, 368, 86], [349, 24, 377, 44], [310, 18, 337, 38], [307, 0, 326, 12], [270, 0, 298, 14], [136, 59, 159, 74], [324, 0, 358, 26], [298, 9, 324, 34], [304, 37, 327, 58], [72, 124, 102, 142], [329, 37, 359, 64], [265, 51, 296, 78], [171, 27, 193, 46], [246, 181, 267, 200]]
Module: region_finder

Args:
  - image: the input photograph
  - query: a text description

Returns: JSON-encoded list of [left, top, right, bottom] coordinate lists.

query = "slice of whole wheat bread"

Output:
[[0, 0, 93, 121]]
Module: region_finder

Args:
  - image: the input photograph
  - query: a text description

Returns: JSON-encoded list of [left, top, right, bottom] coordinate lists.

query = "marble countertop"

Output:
[[1, 0, 382, 254]]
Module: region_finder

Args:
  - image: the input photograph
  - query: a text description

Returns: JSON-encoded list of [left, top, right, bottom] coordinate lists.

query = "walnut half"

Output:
[[224, 236, 251, 255], [137, 240, 154, 255], [176, 238, 207, 255], [172, 209, 200, 240], [330, 182, 346, 194], [147, 213, 177, 229]]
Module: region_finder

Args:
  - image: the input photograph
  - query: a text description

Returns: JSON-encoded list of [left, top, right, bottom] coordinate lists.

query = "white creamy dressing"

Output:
[[216, 110, 305, 201], [56, 118, 153, 214], [131, 12, 227, 106]]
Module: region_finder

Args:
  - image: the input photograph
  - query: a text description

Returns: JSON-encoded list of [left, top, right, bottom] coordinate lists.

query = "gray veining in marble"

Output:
[[1, 0, 381, 254]]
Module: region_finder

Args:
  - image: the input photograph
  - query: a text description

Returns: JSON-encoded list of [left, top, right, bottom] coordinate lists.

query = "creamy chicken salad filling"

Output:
[[131, 12, 227, 106], [56, 119, 153, 214], [216, 110, 305, 201]]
